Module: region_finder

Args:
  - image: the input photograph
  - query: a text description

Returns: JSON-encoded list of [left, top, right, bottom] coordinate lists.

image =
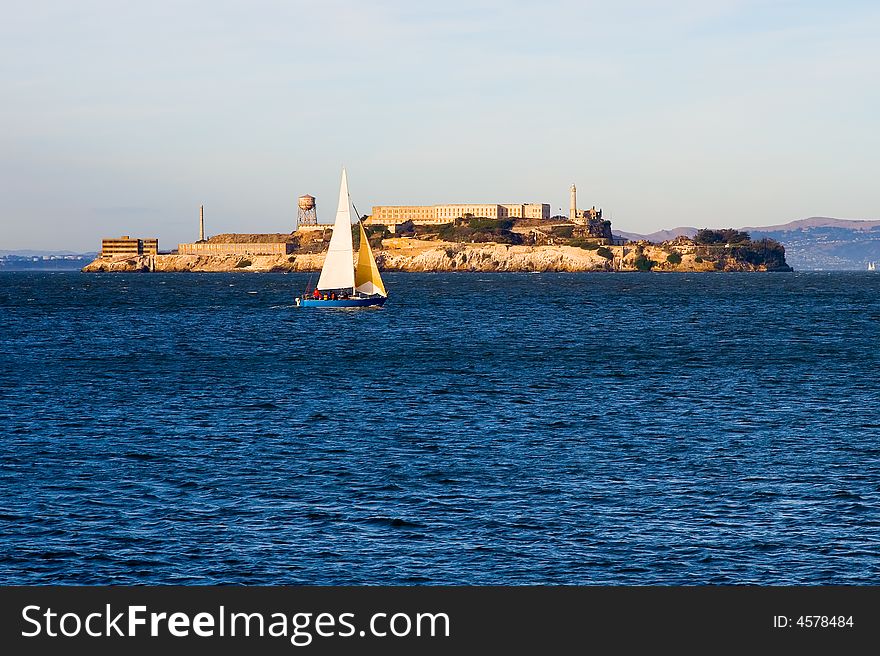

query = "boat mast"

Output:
[[352, 202, 362, 295]]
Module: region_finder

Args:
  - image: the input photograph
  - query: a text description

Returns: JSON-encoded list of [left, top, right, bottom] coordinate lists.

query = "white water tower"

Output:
[[298, 194, 317, 227]]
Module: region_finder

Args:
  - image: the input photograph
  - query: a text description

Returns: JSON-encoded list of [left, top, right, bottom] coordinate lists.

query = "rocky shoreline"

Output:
[[82, 240, 788, 273]]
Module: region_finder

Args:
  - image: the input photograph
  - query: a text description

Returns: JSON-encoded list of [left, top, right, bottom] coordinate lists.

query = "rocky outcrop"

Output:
[[82, 253, 323, 273], [377, 244, 614, 272], [82, 240, 783, 273]]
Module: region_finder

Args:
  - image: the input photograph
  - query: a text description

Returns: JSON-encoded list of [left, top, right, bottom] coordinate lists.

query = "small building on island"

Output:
[[101, 236, 158, 259], [178, 236, 293, 256], [177, 205, 294, 255]]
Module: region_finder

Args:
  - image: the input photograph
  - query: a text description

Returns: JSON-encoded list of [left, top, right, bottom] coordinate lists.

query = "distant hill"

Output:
[[747, 218, 880, 270], [615, 217, 880, 270], [740, 217, 880, 232], [613, 227, 698, 242]]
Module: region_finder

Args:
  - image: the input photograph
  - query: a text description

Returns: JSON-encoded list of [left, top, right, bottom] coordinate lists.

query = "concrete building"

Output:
[[101, 236, 158, 259], [574, 206, 603, 224], [177, 204, 294, 255], [569, 183, 604, 226], [369, 202, 551, 228], [371, 205, 445, 226], [434, 204, 504, 221], [514, 204, 552, 219]]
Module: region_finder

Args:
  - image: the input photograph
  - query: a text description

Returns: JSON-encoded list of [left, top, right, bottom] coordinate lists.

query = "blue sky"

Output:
[[1, 0, 878, 250]]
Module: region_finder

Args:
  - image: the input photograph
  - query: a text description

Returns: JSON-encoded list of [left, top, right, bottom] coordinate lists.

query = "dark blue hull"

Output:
[[297, 296, 386, 308]]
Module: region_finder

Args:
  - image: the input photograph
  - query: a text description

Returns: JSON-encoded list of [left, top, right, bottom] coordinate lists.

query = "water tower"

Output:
[[297, 194, 317, 227]]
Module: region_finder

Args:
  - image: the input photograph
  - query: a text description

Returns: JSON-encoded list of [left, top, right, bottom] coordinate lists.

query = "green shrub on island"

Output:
[[691, 229, 790, 269], [728, 238, 789, 269], [634, 254, 656, 271], [411, 223, 434, 237], [694, 228, 751, 245], [551, 225, 575, 239], [380, 220, 416, 237], [352, 225, 386, 249], [666, 252, 682, 265], [596, 247, 614, 259], [365, 225, 390, 239], [351, 224, 361, 248], [235, 259, 252, 268], [437, 217, 523, 245], [469, 218, 514, 231], [569, 239, 600, 250]]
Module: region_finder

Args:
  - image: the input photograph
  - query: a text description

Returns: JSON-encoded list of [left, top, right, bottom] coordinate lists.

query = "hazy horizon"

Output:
[[2, 1, 879, 251]]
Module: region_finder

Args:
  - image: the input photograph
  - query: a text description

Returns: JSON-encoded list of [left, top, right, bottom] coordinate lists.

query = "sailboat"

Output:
[[868, 261, 876, 271], [296, 168, 387, 308]]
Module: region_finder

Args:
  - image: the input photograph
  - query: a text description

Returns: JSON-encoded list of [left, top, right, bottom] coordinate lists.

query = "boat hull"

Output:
[[297, 296, 386, 308]]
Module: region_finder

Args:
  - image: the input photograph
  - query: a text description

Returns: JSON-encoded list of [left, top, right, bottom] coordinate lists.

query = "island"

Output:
[[82, 222, 792, 273]]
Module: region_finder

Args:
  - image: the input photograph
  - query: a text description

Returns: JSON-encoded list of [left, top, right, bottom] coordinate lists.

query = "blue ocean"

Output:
[[1, 271, 878, 585]]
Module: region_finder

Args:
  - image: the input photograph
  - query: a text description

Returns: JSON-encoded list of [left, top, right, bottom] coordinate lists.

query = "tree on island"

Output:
[[690, 229, 790, 270], [728, 239, 789, 269], [634, 254, 656, 271], [437, 217, 522, 245], [694, 228, 751, 245]]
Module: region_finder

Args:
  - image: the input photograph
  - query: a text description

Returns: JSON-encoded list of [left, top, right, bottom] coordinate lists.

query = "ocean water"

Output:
[[1, 271, 878, 585]]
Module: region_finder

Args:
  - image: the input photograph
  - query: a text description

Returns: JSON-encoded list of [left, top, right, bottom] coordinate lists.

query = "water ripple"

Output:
[[1, 271, 879, 584]]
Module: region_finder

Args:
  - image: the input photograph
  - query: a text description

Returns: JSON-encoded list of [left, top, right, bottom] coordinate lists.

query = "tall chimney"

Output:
[[569, 184, 577, 222], [199, 205, 205, 241]]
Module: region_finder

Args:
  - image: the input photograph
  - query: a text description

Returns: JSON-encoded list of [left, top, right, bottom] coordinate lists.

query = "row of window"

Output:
[[372, 206, 549, 223], [102, 245, 157, 251]]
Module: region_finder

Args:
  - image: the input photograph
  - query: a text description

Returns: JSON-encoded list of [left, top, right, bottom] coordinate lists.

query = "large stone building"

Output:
[[369, 203, 550, 228], [101, 236, 158, 259]]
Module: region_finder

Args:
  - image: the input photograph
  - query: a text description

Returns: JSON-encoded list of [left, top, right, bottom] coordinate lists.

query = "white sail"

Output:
[[316, 168, 356, 291]]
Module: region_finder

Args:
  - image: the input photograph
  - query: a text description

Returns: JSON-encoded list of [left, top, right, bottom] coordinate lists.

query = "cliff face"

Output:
[[82, 253, 322, 273], [82, 241, 782, 273], [379, 243, 614, 272]]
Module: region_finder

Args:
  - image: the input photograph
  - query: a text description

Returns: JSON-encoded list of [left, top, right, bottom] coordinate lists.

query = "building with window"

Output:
[[369, 203, 551, 228], [101, 236, 159, 259]]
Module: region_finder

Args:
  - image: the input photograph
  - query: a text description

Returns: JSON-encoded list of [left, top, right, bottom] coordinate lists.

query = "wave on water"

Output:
[[1, 271, 879, 584]]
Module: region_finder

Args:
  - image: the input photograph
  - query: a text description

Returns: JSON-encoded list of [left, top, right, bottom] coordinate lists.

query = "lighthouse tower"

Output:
[[569, 184, 577, 222]]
